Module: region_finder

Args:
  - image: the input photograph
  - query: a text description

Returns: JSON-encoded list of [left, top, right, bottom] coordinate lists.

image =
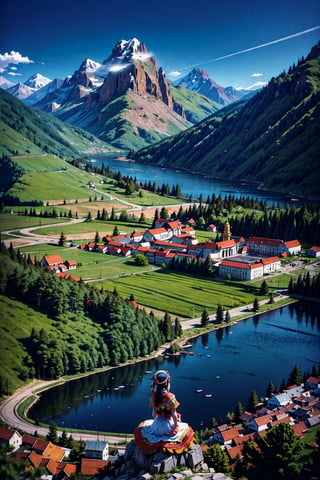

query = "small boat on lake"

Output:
[[195, 389, 204, 393], [203, 394, 213, 398]]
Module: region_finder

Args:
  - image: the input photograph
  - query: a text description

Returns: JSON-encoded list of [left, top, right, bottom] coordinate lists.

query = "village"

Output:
[[1, 375, 319, 478], [38, 217, 320, 283]]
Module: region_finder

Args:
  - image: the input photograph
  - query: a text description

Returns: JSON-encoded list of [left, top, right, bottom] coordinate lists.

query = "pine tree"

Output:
[[94, 231, 100, 244], [266, 380, 275, 398], [46, 422, 58, 443], [234, 401, 244, 423], [242, 423, 306, 479], [288, 364, 302, 386], [162, 311, 172, 341], [253, 297, 260, 312], [204, 443, 231, 475], [225, 310, 231, 323], [112, 225, 120, 236], [259, 280, 269, 295], [247, 389, 259, 412], [58, 232, 66, 247], [201, 307, 209, 326], [216, 304, 224, 324]]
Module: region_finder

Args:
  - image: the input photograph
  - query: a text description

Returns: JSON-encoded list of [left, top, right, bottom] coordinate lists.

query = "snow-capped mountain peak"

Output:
[[24, 73, 52, 90], [0, 75, 15, 90], [78, 58, 102, 73]]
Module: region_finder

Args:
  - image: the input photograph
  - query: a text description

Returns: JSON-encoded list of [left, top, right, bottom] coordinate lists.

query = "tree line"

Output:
[[0, 242, 180, 386], [288, 271, 320, 299]]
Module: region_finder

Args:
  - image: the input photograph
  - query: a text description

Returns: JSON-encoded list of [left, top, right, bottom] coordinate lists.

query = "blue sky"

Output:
[[1, 0, 319, 88]]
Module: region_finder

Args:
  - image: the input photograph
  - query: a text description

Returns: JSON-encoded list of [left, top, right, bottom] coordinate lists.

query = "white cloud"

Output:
[[251, 72, 263, 77], [0, 50, 34, 71], [168, 71, 182, 78], [8, 71, 22, 76], [109, 64, 129, 72], [236, 81, 267, 90], [9, 66, 18, 70]]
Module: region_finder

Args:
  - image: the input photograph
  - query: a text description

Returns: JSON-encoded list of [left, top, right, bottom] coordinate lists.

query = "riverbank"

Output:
[[0, 293, 297, 441]]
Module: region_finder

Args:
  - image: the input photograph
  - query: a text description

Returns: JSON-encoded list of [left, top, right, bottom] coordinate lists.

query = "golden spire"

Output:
[[223, 221, 231, 241]]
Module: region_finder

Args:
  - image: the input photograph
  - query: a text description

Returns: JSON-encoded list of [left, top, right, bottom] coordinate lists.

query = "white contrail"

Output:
[[178, 25, 320, 72]]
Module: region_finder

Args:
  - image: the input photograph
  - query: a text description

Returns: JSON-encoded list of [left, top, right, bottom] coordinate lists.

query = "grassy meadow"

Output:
[[95, 270, 257, 317], [0, 213, 70, 232]]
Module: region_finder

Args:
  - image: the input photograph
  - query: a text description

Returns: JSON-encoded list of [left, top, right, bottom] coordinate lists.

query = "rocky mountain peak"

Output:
[[178, 67, 239, 105], [86, 38, 172, 108], [110, 37, 148, 61], [78, 58, 102, 73]]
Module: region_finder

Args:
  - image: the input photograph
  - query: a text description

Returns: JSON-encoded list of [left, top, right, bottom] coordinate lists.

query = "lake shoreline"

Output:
[[0, 294, 299, 438]]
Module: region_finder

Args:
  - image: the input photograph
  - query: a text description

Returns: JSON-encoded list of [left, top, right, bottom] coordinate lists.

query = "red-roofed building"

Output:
[[43, 442, 65, 461], [213, 427, 241, 445], [41, 254, 63, 268], [248, 414, 271, 432], [64, 259, 76, 270], [22, 434, 37, 449], [56, 272, 81, 281], [308, 246, 320, 258], [181, 225, 196, 237], [215, 239, 237, 258], [207, 224, 217, 232], [143, 227, 171, 242], [226, 444, 244, 461], [130, 231, 144, 243], [152, 240, 187, 253], [80, 458, 108, 476], [291, 422, 307, 438], [154, 250, 176, 266], [0, 427, 22, 451], [284, 240, 301, 255], [155, 219, 183, 236], [305, 377, 320, 390], [28, 450, 42, 467], [219, 259, 264, 280], [120, 246, 132, 257], [247, 236, 301, 256], [32, 438, 50, 454]]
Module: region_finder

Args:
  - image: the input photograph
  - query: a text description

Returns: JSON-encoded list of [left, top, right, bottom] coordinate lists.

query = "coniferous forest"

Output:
[[0, 242, 174, 390]]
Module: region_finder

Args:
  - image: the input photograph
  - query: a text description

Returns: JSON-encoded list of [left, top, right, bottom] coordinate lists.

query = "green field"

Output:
[[31, 220, 147, 237], [18, 245, 157, 280], [95, 271, 257, 317], [98, 182, 188, 207], [0, 214, 70, 232]]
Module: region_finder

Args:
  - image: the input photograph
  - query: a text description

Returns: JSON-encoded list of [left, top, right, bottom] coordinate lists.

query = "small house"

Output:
[[85, 440, 108, 460], [0, 427, 22, 452]]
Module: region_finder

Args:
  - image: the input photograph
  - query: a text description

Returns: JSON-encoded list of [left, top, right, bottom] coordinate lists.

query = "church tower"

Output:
[[223, 221, 231, 241]]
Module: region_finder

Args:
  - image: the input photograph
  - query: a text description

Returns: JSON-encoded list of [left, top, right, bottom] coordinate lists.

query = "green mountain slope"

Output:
[[0, 87, 116, 158], [130, 43, 320, 198], [54, 86, 220, 151], [170, 82, 221, 123]]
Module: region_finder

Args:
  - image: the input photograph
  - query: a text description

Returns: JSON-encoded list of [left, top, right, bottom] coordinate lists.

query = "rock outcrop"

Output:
[[103, 440, 232, 480]]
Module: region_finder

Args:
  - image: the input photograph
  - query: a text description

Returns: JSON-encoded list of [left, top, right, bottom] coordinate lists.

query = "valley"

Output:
[[0, 26, 319, 480]]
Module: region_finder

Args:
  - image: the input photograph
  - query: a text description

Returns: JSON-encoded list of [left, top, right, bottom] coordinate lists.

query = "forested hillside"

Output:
[[0, 88, 113, 157], [0, 244, 174, 394], [130, 42, 320, 198]]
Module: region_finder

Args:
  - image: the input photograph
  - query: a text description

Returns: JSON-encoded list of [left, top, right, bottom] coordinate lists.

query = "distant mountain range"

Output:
[[1, 39, 237, 150], [129, 42, 320, 198]]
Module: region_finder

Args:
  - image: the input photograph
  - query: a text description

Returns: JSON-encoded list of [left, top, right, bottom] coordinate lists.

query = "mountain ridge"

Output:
[[28, 37, 221, 150], [129, 42, 320, 198]]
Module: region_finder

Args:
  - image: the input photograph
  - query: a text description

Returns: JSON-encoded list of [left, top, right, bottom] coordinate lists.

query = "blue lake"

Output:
[[29, 301, 320, 433], [90, 155, 300, 207]]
